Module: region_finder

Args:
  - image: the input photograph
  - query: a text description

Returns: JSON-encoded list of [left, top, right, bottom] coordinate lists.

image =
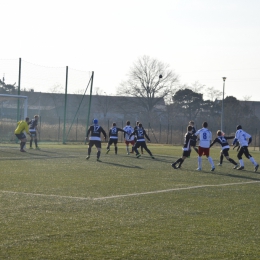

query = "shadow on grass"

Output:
[[100, 161, 143, 169], [203, 169, 260, 181]]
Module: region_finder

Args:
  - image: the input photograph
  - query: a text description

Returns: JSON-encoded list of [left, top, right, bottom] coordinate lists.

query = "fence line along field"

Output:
[[1, 143, 260, 259]]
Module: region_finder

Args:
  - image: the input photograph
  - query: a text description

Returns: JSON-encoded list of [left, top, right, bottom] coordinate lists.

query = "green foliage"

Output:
[[0, 144, 260, 259]]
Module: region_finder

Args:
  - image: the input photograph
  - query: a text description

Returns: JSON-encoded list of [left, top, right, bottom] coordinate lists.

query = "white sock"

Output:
[[208, 156, 214, 167], [198, 157, 202, 168], [249, 157, 257, 166], [239, 159, 244, 167]]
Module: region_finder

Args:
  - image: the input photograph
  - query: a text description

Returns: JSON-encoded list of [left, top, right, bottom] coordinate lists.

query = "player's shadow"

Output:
[[207, 170, 260, 181], [101, 161, 142, 169]]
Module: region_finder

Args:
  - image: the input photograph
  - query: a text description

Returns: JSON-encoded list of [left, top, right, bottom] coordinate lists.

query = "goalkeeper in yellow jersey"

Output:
[[14, 117, 31, 152]]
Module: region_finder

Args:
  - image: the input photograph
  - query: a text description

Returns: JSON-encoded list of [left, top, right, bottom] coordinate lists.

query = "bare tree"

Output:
[[206, 86, 222, 101], [117, 55, 179, 115]]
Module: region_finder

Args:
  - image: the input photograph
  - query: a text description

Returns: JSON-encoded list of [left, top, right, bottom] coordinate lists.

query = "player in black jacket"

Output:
[[106, 122, 126, 154], [86, 119, 107, 161], [189, 121, 199, 154], [130, 123, 154, 159], [210, 130, 238, 168], [172, 125, 194, 169]]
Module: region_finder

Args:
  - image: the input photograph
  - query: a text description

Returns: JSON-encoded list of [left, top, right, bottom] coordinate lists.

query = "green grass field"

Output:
[[1, 143, 260, 259]]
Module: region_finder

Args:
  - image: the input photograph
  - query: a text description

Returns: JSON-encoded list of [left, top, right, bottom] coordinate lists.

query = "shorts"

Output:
[[198, 147, 210, 157], [88, 140, 102, 149], [108, 139, 118, 146], [182, 150, 191, 157], [30, 131, 37, 138], [221, 148, 229, 157], [15, 133, 26, 140], [125, 140, 135, 145]]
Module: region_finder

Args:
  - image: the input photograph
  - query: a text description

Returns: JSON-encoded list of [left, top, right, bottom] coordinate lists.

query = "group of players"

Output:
[[14, 115, 40, 152], [171, 121, 259, 172], [14, 116, 259, 173], [85, 119, 154, 161]]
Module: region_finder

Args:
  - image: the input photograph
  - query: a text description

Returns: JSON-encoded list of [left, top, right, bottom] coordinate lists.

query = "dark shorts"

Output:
[[15, 133, 26, 140], [88, 140, 102, 149], [108, 139, 118, 145], [182, 150, 191, 157], [238, 146, 251, 159], [198, 147, 210, 156], [30, 131, 37, 138], [221, 148, 230, 157], [125, 140, 135, 145]]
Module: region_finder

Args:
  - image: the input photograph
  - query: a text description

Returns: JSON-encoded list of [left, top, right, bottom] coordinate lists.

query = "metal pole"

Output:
[[221, 77, 226, 131], [63, 66, 68, 144]]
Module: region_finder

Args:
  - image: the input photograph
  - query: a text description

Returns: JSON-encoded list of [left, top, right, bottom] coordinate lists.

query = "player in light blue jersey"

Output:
[[195, 121, 215, 171], [232, 125, 259, 172]]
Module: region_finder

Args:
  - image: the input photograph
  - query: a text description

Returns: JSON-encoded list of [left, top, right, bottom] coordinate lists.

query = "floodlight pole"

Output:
[[221, 77, 226, 132]]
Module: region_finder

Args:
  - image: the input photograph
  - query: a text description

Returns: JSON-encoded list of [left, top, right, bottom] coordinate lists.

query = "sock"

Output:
[[30, 139, 33, 147], [208, 156, 214, 167], [249, 157, 257, 166], [35, 139, 38, 147], [126, 146, 129, 153], [228, 158, 237, 165], [198, 156, 202, 168], [239, 159, 244, 167], [97, 151, 101, 159], [178, 158, 184, 167], [115, 147, 118, 154], [21, 142, 26, 149], [220, 154, 224, 164], [88, 147, 91, 155]]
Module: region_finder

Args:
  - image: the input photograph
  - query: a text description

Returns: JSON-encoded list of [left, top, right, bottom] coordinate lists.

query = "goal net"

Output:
[[0, 94, 28, 142]]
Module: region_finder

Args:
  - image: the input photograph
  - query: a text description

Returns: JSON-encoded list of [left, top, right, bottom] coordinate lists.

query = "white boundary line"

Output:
[[1, 181, 259, 201]]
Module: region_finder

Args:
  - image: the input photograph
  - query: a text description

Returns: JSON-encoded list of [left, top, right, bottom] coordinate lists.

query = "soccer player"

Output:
[[106, 122, 126, 154], [210, 130, 238, 168], [232, 125, 259, 172], [14, 117, 31, 152], [130, 123, 154, 159], [85, 119, 107, 161], [123, 120, 135, 155], [189, 121, 199, 154], [171, 125, 194, 169], [134, 121, 144, 154], [195, 121, 215, 171], [29, 115, 40, 149]]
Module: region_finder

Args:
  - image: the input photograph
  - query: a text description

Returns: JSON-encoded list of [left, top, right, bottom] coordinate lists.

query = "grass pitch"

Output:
[[0, 143, 260, 259]]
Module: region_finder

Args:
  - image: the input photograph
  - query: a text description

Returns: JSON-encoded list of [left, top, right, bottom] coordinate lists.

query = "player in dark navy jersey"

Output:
[[106, 122, 126, 154], [29, 115, 40, 149], [172, 125, 194, 169], [130, 123, 154, 159], [134, 121, 144, 154], [210, 130, 238, 168], [86, 119, 107, 161], [189, 121, 198, 154]]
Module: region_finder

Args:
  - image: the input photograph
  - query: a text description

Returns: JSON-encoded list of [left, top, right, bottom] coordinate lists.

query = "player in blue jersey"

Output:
[[86, 119, 107, 161], [232, 125, 259, 172], [29, 115, 40, 149], [210, 130, 238, 168], [172, 125, 194, 169], [130, 123, 154, 159], [106, 122, 127, 154], [189, 121, 199, 154]]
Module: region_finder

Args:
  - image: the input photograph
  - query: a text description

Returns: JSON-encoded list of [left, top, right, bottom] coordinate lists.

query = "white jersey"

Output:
[[195, 127, 212, 148], [235, 129, 251, 147], [123, 125, 135, 141]]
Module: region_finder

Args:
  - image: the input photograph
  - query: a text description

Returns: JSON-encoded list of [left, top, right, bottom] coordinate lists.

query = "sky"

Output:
[[1, 0, 260, 101]]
